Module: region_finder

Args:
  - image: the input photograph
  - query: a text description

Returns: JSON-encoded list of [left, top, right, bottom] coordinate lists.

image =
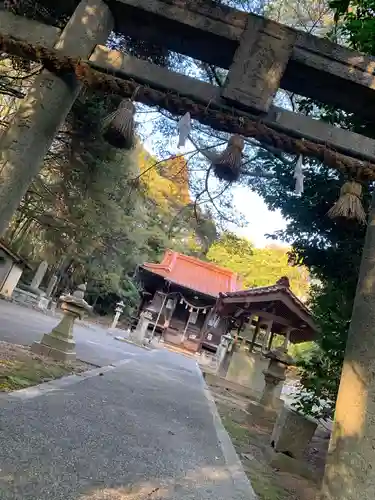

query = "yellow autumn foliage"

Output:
[[136, 145, 191, 211]]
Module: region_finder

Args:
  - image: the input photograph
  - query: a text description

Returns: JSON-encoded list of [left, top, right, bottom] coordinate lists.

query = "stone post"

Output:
[[260, 346, 294, 409], [31, 283, 92, 362], [261, 372, 282, 409], [131, 312, 151, 345], [111, 300, 125, 329], [217, 333, 234, 377], [46, 274, 58, 298], [30, 260, 48, 290], [271, 406, 318, 459], [0, 0, 114, 235], [318, 192, 375, 500]]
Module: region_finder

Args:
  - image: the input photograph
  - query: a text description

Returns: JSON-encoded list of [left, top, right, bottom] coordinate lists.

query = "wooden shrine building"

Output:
[[215, 277, 318, 351], [136, 252, 317, 353], [136, 250, 241, 352]]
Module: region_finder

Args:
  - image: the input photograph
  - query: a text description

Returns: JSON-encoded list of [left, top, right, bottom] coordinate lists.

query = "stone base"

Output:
[[31, 341, 76, 362], [39, 331, 75, 352], [12, 287, 40, 307], [37, 296, 50, 311], [246, 400, 280, 432], [267, 449, 315, 481], [271, 406, 318, 458], [202, 371, 262, 400]]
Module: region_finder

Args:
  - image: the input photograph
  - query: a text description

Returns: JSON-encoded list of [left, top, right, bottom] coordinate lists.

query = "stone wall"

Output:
[[225, 348, 283, 399], [11, 288, 40, 307]]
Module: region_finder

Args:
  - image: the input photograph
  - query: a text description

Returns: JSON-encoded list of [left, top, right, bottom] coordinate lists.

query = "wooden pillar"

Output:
[[262, 319, 273, 351], [236, 316, 245, 342], [319, 192, 375, 499], [268, 331, 275, 351], [0, 0, 114, 235], [197, 306, 213, 353], [283, 326, 293, 350], [249, 316, 262, 352]]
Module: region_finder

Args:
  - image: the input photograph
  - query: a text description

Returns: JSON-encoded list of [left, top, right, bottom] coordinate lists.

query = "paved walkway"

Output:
[[0, 349, 256, 500], [0, 300, 143, 367]]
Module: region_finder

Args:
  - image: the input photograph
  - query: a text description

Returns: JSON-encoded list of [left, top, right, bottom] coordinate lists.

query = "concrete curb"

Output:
[[114, 336, 151, 350], [195, 362, 258, 500], [1, 358, 133, 401]]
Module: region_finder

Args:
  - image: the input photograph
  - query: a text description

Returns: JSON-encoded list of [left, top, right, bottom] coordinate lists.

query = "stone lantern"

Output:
[[260, 346, 294, 410], [31, 283, 92, 362], [111, 300, 125, 329]]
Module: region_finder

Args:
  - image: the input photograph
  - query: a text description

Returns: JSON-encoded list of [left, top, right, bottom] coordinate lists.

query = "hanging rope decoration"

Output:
[[179, 295, 211, 313], [209, 135, 245, 182], [102, 98, 136, 150], [177, 112, 191, 148], [1, 34, 375, 224], [327, 181, 367, 224], [1, 34, 375, 179], [293, 154, 304, 195]]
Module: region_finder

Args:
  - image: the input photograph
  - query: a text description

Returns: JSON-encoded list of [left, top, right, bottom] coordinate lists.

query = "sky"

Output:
[[230, 186, 288, 247]]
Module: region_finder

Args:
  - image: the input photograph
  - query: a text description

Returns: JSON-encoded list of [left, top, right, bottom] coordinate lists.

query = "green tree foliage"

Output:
[[292, 282, 352, 419], [206, 232, 310, 299], [136, 148, 218, 259], [247, 159, 366, 414], [330, 0, 375, 51], [206, 232, 255, 275], [3, 88, 218, 316], [5, 92, 148, 302]]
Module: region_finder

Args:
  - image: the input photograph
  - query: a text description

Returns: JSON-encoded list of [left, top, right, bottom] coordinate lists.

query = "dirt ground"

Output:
[[208, 382, 330, 500], [0, 341, 89, 392]]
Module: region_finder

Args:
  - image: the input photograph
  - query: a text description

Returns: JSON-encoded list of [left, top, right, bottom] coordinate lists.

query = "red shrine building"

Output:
[[135, 250, 317, 353], [135, 250, 240, 352]]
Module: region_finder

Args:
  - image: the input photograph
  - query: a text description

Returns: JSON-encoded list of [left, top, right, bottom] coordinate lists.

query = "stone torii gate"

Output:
[[1, 0, 375, 498]]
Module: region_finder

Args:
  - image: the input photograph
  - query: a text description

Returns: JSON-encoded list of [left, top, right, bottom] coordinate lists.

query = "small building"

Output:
[[136, 250, 241, 352], [214, 277, 318, 396], [216, 276, 317, 347], [0, 241, 29, 298]]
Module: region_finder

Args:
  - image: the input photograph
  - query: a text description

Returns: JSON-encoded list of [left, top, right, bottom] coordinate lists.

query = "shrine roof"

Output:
[[219, 281, 310, 316], [141, 250, 241, 298], [217, 277, 318, 343]]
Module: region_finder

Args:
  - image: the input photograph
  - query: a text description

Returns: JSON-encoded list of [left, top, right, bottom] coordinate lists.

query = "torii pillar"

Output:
[[319, 193, 375, 499], [0, 0, 113, 235]]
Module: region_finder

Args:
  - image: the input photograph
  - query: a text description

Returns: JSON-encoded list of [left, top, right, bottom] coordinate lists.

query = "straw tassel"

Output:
[[327, 181, 366, 224], [211, 135, 244, 182], [102, 99, 136, 150]]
